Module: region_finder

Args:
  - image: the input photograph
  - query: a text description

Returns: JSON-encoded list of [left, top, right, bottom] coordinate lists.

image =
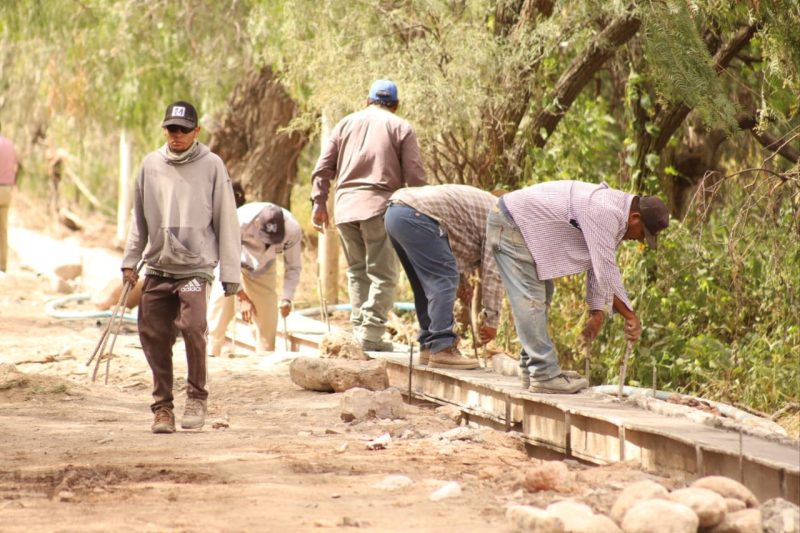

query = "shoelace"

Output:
[[185, 401, 203, 416]]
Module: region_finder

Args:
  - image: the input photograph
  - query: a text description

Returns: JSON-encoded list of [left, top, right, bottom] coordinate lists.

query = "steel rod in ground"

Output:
[[619, 340, 633, 399], [407, 342, 414, 402], [584, 344, 591, 384], [283, 316, 290, 352]]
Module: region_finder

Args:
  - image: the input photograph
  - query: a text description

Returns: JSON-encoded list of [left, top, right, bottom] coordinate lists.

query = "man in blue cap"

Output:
[[311, 79, 427, 351]]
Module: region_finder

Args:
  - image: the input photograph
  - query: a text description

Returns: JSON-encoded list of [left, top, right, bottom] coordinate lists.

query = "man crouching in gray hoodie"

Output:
[[121, 101, 241, 434]]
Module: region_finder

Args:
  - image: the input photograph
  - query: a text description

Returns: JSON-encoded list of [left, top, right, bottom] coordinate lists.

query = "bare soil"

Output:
[[0, 208, 673, 532]]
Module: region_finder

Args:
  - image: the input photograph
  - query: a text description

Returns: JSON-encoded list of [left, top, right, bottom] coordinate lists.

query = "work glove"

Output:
[[121, 268, 138, 287], [237, 291, 256, 323], [311, 202, 329, 233], [279, 299, 292, 318], [222, 282, 239, 297], [623, 314, 642, 343], [478, 325, 497, 345], [580, 310, 605, 346]]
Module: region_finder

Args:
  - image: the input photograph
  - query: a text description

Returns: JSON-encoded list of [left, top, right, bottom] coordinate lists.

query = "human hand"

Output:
[[478, 325, 497, 345], [237, 291, 256, 323], [580, 310, 605, 346], [279, 299, 292, 318], [312, 202, 329, 233], [624, 314, 642, 343], [121, 268, 138, 287]]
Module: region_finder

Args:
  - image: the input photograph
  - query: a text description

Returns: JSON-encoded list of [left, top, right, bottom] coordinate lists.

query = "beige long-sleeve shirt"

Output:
[[310, 105, 426, 224]]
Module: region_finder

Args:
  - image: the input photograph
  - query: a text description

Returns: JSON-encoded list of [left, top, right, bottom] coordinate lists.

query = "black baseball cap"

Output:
[[257, 205, 286, 245], [162, 101, 198, 129], [639, 196, 670, 249]]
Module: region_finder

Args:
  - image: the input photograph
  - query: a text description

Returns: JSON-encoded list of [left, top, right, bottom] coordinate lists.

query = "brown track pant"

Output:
[[139, 275, 209, 412]]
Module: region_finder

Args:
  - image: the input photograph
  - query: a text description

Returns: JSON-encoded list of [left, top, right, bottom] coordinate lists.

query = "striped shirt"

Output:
[[502, 181, 634, 313], [390, 184, 503, 327]]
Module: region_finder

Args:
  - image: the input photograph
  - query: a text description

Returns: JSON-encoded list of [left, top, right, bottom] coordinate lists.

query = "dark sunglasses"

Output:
[[165, 125, 195, 134]]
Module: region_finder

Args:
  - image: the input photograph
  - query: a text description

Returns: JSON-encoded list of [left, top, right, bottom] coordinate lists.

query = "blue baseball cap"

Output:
[[368, 79, 398, 103]]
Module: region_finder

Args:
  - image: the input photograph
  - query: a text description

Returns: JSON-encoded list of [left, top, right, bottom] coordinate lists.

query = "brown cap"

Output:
[[639, 196, 669, 249]]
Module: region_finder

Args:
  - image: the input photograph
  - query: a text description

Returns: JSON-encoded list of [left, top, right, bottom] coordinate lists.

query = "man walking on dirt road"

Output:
[[121, 101, 241, 434], [385, 184, 502, 369], [310, 79, 426, 352], [486, 180, 669, 394]]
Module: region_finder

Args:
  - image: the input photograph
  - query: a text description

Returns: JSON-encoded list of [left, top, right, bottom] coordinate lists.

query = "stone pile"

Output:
[[507, 473, 799, 533]]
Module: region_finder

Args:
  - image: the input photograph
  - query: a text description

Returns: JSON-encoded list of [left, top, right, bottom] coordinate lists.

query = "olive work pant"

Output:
[[139, 275, 209, 413]]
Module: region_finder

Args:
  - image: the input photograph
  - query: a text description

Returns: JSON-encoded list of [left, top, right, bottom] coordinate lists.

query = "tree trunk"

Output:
[[208, 66, 307, 208]]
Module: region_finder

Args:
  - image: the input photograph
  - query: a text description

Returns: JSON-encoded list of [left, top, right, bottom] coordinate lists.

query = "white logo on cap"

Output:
[[266, 223, 278, 233], [172, 106, 186, 117]]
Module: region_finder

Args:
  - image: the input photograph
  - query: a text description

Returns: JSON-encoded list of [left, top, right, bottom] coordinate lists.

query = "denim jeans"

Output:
[[486, 205, 559, 380], [337, 214, 398, 343], [385, 203, 459, 353]]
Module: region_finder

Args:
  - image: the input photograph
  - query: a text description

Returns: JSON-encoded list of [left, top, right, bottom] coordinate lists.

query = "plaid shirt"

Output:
[[390, 184, 503, 327], [502, 180, 634, 313]]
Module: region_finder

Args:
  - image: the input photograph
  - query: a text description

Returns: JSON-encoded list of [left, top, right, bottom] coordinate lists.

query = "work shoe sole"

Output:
[[428, 359, 480, 370], [529, 376, 589, 394], [522, 370, 584, 388]]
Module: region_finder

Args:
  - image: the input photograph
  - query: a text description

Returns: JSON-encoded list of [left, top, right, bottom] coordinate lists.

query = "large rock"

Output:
[[668, 487, 727, 528], [340, 387, 405, 422], [319, 331, 367, 360], [762, 498, 800, 533], [610, 480, 670, 525], [546, 501, 613, 533], [506, 505, 565, 533], [621, 499, 699, 533], [325, 359, 388, 392], [289, 357, 333, 392], [523, 461, 573, 493], [691, 476, 759, 508], [708, 508, 763, 533]]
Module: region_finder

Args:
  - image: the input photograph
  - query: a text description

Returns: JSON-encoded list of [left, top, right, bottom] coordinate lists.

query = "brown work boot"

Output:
[[151, 407, 175, 434], [418, 349, 430, 365], [529, 373, 589, 394], [428, 346, 479, 370], [181, 398, 207, 430]]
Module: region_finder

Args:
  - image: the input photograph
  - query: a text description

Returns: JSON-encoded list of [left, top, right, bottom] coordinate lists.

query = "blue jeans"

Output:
[[486, 205, 559, 380], [385, 203, 459, 353]]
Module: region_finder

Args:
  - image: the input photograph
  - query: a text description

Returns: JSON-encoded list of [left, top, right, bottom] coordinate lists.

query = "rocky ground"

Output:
[[2, 204, 796, 532]]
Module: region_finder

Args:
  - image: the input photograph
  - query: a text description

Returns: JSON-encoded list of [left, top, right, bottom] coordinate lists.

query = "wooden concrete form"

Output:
[[226, 319, 800, 505], [378, 353, 800, 505]]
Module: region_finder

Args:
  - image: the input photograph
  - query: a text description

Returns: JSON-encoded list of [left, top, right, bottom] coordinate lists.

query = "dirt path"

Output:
[[0, 224, 671, 532]]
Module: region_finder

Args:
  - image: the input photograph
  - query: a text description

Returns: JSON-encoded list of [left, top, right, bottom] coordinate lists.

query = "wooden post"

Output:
[[318, 114, 339, 305], [116, 129, 132, 245]]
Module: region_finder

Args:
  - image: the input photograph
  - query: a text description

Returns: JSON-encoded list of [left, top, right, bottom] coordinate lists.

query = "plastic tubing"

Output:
[[44, 294, 138, 323], [295, 302, 415, 316]]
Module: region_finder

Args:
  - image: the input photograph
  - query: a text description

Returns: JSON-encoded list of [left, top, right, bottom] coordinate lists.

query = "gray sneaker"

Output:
[[529, 373, 589, 394], [360, 338, 395, 352], [181, 398, 207, 430], [522, 370, 582, 389], [152, 407, 175, 434]]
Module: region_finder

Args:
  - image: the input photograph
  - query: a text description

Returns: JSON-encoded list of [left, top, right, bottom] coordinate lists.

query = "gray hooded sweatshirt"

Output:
[[122, 142, 241, 285]]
